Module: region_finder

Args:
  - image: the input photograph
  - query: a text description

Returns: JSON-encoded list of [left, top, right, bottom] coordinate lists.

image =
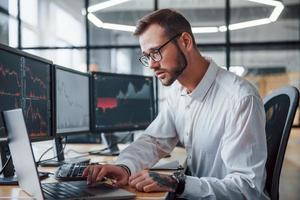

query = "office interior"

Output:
[[0, 0, 300, 199]]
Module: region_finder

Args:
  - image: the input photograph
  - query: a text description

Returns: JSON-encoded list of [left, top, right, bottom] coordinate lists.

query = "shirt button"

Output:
[[186, 105, 190, 109]]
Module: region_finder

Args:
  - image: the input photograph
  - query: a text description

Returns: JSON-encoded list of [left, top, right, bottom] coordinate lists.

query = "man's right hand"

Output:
[[82, 164, 129, 187]]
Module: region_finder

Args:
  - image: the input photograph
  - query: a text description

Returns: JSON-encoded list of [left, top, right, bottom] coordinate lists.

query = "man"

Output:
[[83, 9, 269, 199]]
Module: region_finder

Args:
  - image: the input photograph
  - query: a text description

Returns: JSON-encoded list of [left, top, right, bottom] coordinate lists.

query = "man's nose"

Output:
[[149, 58, 159, 69]]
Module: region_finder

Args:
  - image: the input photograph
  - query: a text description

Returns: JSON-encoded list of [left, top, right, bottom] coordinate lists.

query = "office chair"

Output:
[[263, 86, 299, 200]]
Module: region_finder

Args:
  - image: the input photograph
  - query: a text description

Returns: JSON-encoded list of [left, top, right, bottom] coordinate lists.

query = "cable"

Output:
[[38, 132, 133, 163], [0, 156, 11, 175], [65, 148, 90, 155], [38, 137, 67, 164], [37, 146, 53, 164], [88, 132, 133, 154], [37, 137, 68, 165]]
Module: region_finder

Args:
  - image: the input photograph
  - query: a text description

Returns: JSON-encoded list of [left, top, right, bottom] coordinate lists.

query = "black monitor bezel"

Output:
[[53, 65, 92, 137], [91, 71, 155, 132], [0, 43, 54, 142]]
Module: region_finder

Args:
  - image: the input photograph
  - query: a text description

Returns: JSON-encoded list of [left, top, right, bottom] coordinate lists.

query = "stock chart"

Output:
[[24, 59, 49, 99], [0, 46, 51, 140], [24, 99, 49, 138], [23, 59, 51, 138], [93, 73, 154, 131], [0, 49, 22, 137], [56, 68, 90, 133]]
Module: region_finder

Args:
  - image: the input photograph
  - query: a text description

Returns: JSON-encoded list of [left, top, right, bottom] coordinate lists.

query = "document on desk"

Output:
[[150, 160, 182, 170]]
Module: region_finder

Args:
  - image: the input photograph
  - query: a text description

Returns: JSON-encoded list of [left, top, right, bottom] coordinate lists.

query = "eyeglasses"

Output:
[[139, 33, 181, 67]]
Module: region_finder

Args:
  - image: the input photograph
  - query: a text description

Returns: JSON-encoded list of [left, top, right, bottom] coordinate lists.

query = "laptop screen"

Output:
[[3, 109, 44, 199], [3, 108, 136, 200]]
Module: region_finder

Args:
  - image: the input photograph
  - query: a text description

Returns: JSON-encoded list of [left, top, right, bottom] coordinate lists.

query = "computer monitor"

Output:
[[37, 65, 92, 167], [92, 72, 155, 132], [91, 72, 155, 155], [0, 45, 22, 139], [0, 44, 53, 141], [55, 65, 90, 136], [0, 43, 53, 184], [23, 54, 52, 141]]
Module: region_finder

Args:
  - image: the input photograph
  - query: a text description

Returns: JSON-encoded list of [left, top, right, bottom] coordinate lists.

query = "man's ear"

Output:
[[180, 32, 193, 50]]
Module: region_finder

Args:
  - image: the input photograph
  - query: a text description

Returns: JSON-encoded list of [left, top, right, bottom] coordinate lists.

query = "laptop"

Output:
[[2, 108, 136, 200]]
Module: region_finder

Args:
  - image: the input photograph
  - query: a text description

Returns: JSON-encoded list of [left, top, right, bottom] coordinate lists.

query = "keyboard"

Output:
[[55, 162, 88, 181], [42, 181, 94, 199], [39, 156, 90, 167]]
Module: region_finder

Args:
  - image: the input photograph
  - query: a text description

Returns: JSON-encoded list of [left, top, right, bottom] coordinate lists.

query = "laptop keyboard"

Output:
[[42, 182, 94, 199], [55, 163, 88, 181]]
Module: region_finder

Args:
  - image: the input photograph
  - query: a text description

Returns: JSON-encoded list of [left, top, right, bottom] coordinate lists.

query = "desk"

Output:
[[0, 144, 186, 200]]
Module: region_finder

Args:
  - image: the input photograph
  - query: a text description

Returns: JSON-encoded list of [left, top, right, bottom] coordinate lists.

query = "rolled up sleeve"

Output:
[[116, 105, 178, 174]]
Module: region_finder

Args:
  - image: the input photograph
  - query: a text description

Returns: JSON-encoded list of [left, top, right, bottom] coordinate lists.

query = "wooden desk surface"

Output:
[[0, 143, 186, 200]]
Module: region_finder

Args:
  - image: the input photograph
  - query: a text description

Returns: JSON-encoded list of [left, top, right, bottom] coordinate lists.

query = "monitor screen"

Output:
[[55, 66, 90, 135], [0, 44, 52, 141], [0, 47, 22, 138], [92, 72, 155, 132]]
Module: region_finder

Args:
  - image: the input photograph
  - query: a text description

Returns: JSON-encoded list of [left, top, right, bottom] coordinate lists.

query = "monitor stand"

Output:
[[0, 143, 17, 185], [39, 137, 90, 167], [89, 133, 120, 156], [0, 143, 49, 185], [0, 173, 49, 185], [38, 137, 65, 167]]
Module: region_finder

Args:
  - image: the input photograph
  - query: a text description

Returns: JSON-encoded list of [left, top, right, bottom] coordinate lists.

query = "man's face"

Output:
[[139, 24, 187, 86]]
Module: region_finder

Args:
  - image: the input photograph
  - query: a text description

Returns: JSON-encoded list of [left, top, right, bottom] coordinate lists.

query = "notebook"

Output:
[[2, 109, 136, 200]]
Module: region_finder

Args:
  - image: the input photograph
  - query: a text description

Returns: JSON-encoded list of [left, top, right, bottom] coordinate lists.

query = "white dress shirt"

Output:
[[116, 58, 270, 199]]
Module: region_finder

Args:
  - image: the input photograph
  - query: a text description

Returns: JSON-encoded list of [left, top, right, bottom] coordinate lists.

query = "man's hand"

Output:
[[82, 164, 129, 187], [129, 170, 178, 192]]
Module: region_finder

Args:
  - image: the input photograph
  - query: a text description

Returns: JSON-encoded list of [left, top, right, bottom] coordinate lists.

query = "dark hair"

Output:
[[134, 9, 196, 45]]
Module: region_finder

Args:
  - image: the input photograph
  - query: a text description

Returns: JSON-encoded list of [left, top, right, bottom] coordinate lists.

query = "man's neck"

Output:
[[178, 53, 209, 93]]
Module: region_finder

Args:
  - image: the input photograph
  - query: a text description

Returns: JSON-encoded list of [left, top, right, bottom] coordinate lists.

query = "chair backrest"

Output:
[[263, 86, 299, 200]]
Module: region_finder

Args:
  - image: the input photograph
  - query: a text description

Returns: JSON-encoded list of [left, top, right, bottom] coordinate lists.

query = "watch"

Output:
[[171, 170, 186, 195]]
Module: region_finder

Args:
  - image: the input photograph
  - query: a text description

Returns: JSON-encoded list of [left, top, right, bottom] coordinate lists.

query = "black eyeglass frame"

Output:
[[139, 33, 182, 67]]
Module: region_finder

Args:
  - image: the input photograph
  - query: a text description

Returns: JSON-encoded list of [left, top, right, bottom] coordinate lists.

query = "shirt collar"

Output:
[[180, 58, 219, 102]]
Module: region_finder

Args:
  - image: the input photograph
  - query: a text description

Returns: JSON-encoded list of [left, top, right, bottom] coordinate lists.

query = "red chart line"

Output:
[[0, 65, 21, 87]]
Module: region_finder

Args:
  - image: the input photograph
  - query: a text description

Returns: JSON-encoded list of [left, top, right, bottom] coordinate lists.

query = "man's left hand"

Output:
[[129, 170, 177, 192]]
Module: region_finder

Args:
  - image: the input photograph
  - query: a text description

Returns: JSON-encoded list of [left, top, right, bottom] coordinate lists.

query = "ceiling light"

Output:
[[102, 23, 135, 32], [81, 8, 87, 16], [247, 0, 282, 7], [87, 13, 104, 28], [87, 0, 284, 33], [228, 18, 271, 30], [248, 0, 284, 22], [192, 27, 219, 33], [88, 13, 135, 32], [218, 26, 227, 32], [269, 3, 284, 22], [88, 0, 131, 13]]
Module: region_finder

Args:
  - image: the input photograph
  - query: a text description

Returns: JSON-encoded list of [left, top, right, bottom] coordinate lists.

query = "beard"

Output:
[[159, 44, 187, 86]]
